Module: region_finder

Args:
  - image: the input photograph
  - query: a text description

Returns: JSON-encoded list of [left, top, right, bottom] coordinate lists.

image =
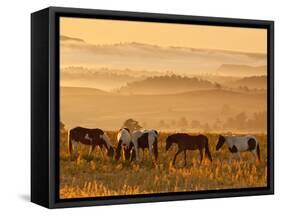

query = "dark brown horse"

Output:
[[69, 127, 114, 159], [166, 133, 212, 166]]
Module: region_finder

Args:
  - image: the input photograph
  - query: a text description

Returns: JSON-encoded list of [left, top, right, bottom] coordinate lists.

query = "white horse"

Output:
[[115, 128, 132, 160], [130, 129, 158, 162], [216, 135, 260, 161]]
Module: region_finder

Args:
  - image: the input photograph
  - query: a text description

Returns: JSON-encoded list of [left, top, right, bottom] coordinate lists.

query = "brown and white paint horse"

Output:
[[216, 135, 260, 161], [166, 133, 212, 166], [68, 127, 114, 159], [130, 129, 158, 162], [115, 128, 132, 161]]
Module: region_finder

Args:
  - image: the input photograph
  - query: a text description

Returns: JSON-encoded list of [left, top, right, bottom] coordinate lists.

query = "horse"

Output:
[[115, 128, 132, 161], [130, 129, 158, 162], [68, 127, 114, 159], [165, 133, 212, 166], [216, 135, 260, 161]]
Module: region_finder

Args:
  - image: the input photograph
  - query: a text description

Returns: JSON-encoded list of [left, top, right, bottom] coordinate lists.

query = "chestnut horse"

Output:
[[166, 133, 212, 166]]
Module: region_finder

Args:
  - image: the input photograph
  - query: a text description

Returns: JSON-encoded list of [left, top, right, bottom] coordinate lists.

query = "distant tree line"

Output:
[[157, 111, 266, 132]]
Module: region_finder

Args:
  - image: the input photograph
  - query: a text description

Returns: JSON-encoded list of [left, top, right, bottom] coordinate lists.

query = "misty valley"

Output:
[[60, 66, 266, 134]]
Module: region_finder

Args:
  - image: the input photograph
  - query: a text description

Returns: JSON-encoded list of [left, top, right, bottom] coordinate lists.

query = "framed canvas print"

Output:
[[31, 7, 274, 208]]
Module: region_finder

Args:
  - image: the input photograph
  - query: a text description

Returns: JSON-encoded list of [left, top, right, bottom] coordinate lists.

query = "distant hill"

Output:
[[60, 86, 109, 96], [61, 66, 163, 79], [216, 64, 266, 77], [117, 75, 216, 94], [226, 75, 267, 89], [60, 86, 266, 130], [177, 88, 266, 99], [61, 67, 140, 80], [61, 40, 267, 75], [60, 67, 149, 90]]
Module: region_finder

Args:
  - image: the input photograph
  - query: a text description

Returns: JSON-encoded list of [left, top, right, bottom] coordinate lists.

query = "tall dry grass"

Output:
[[60, 131, 267, 199]]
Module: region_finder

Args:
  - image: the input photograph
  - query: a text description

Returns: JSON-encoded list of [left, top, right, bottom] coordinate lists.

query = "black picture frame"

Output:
[[31, 6, 274, 208]]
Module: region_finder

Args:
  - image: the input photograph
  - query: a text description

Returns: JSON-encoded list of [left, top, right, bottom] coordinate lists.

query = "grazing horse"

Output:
[[130, 129, 158, 162], [216, 135, 260, 161], [115, 128, 132, 161], [166, 133, 212, 166], [68, 127, 114, 159]]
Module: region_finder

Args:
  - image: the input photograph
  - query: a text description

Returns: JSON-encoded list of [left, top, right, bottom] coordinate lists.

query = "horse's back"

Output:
[[117, 128, 131, 143], [173, 133, 207, 141], [225, 135, 258, 152], [90, 128, 104, 135]]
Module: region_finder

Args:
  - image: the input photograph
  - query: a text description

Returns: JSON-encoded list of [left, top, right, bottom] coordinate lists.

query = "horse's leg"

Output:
[[71, 140, 79, 160], [172, 150, 181, 166], [142, 148, 146, 161], [149, 143, 153, 162], [99, 145, 105, 159], [130, 146, 136, 162], [184, 150, 187, 166], [73, 141, 78, 157], [88, 145, 95, 157], [199, 148, 203, 164], [236, 152, 241, 161], [229, 153, 233, 164], [153, 140, 158, 162], [251, 150, 257, 162], [135, 147, 140, 162]]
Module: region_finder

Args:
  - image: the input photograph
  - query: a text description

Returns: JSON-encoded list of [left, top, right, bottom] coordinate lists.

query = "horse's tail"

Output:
[[153, 137, 158, 161], [256, 143, 261, 161], [204, 137, 212, 162], [68, 129, 72, 155]]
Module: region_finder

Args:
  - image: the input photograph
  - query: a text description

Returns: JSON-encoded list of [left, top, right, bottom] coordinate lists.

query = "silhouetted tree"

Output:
[[178, 117, 188, 129], [123, 118, 142, 131], [60, 121, 68, 147], [214, 82, 222, 89], [171, 119, 176, 127], [159, 120, 166, 128], [213, 118, 222, 131], [235, 112, 247, 129], [142, 121, 147, 128]]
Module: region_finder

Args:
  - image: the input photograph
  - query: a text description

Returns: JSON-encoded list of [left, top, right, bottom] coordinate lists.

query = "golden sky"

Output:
[[60, 17, 267, 54]]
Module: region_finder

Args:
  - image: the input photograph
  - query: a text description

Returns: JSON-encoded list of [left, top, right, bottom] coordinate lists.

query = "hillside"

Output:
[[60, 87, 109, 96], [216, 64, 266, 77], [117, 75, 216, 94], [60, 67, 147, 90], [61, 40, 266, 75], [60, 86, 266, 131], [226, 75, 267, 89]]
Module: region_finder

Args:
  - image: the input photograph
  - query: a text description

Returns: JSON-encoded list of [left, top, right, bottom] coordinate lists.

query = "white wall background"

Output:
[[0, 0, 279, 214]]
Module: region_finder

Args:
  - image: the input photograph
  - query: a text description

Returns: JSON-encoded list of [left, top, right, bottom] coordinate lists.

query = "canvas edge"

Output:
[[31, 8, 51, 208], [31, 6, 274, 209]]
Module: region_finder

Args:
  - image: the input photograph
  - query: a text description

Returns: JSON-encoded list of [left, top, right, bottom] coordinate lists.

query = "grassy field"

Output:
[[59, 130, 267, 199]]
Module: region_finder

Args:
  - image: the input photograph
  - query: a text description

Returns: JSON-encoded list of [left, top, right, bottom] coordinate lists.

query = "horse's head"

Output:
[[107, 146, 115, 158], [124, 148, 131, 161], [124, 141, 134, 160], [115, 142, 132, 161], [115, 145, 122, 160], [216, 135, 226, 151], [165, 135, 174, 151]]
